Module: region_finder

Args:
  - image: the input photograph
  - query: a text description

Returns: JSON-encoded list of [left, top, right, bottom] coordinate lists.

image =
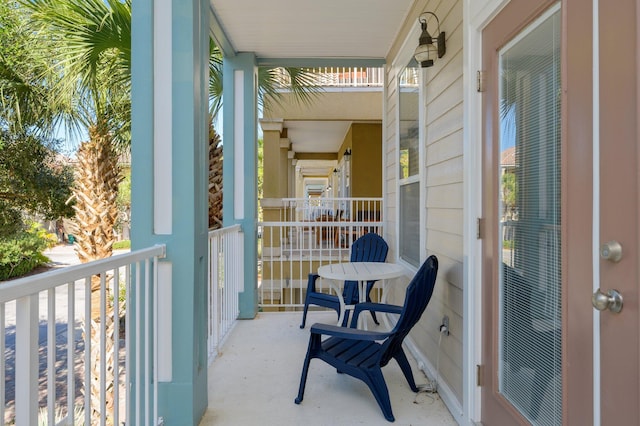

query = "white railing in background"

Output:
[[0, 245, 165, 425], [207, 225, 244, 363], [258, 198, 383, 311], [274, 67, 384, 88], [279, 197, 382, 222], [273, 67, 418, 88]]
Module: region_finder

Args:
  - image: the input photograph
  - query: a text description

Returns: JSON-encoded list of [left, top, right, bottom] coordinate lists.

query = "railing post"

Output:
[[15, 295, 38, 425]]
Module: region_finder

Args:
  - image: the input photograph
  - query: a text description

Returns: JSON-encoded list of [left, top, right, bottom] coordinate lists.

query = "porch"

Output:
[[200, 312, 456, 425], [0, 226, 456, 424]]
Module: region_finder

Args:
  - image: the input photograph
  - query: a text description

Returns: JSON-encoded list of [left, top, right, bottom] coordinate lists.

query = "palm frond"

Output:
[[208, 42, 223, 119], [20, 0, 131, 147], [258, 67, 323, 112]]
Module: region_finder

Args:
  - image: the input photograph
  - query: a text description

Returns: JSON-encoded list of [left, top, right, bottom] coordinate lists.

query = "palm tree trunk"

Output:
[[70, 124, 121, 424], [209, 122, 223, 230]]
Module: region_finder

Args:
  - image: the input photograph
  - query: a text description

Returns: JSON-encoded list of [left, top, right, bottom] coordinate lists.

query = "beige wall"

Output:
[[338, 123, 383, 198], [352, 123, 383, 198], [384, 0, 464, 405]]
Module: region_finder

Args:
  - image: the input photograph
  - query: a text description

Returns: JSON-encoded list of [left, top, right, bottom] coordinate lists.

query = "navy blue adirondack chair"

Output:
[[294, 255, 439, 422], [299, 233, 389, 329]]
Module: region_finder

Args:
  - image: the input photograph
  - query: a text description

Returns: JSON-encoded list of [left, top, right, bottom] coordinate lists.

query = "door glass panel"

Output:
[[498, 5, 562, 425]]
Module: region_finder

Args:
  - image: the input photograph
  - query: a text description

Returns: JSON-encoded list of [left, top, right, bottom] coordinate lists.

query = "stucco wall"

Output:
[[385, 0, 464, 405], [340, 123, 383, 198]]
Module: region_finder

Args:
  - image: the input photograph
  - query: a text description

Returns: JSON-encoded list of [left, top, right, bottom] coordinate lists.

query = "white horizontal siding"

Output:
[[384, 0, 464, 406]]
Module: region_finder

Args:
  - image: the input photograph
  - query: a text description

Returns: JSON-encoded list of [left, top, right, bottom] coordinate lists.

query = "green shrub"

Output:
[[0, 223, 55, 281], [113, 239, 131, 250]]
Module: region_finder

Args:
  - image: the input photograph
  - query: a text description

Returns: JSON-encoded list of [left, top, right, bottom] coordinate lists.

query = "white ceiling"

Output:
[[209, 0, 415, 176], [285, 121, 352, 154], [209, 0, 415, 61]]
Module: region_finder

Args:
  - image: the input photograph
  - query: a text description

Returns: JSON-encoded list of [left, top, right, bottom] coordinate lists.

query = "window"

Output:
[[398, 66, 421, 267]]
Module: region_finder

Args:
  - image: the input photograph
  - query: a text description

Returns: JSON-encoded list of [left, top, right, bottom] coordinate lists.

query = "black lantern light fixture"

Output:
[[343, 148, 351, 161], [413, 12, 446, 68]]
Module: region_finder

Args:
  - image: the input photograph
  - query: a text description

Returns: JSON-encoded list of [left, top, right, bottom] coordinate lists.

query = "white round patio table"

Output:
[[316, 262, 406, 329]]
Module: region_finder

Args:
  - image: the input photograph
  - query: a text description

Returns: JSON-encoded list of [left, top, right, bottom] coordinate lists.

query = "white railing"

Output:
[[273, 67, 384, 88], [280, 197, 382, 222], [207, 225, 244, 363], [272, 67, 419, 88], [258, 198, 383, 311], [0, 245, 165, 425]]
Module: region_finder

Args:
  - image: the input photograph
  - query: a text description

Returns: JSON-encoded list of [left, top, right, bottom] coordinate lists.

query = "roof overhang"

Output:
[[209, 0, 416, 64]]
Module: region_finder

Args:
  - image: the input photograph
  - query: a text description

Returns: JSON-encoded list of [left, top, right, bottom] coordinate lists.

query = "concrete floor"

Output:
[[200, 312, 457, 426]]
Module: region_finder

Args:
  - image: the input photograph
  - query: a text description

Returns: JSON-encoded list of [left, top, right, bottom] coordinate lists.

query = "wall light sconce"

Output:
[[343, 148, 351, 162], [333, 168, 339, 176], [413, 12, 446, 68]]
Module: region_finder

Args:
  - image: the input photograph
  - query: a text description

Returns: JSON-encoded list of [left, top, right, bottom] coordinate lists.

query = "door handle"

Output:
[[592, 288, 623, 313]]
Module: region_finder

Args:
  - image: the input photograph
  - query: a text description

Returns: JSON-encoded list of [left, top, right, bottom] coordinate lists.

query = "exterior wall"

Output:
[[338, 123, 383, 198], [351, 123, 383, 198], [384, 0, 464, 409]]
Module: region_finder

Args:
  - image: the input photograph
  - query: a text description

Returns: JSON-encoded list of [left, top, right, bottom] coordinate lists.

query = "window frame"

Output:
[[395, 60, 425, 270]]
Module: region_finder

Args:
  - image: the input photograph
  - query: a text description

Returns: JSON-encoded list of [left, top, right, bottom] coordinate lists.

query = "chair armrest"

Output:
[[306, 273, 321, 292], [349, 302, 403, 328], [310, 322, 390, 341]]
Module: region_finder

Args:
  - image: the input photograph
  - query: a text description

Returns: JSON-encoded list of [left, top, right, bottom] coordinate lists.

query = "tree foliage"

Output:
[[0, 0, 58, 133], [0, 129, 74, 238], [0, 222, 56, 280], [0, 1, 74, 238], [501, 171, 518, 219], [20, 0, 132, 153]]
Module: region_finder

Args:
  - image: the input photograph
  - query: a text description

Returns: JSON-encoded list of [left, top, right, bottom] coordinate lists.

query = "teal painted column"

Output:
[[222, 53, 259, 319], [131, 0, 209, 424]]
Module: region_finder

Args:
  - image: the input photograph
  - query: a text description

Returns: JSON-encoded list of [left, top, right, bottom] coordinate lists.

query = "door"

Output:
[[481, 0, 596, 424]]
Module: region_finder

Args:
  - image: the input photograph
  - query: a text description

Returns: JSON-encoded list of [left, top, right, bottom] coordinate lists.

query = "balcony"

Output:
[[200, 312, 456, 425], [1, 223, 456, 424]]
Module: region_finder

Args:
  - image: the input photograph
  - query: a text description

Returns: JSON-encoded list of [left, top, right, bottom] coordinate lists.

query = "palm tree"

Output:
[[21, 0, 130, 421], [22, 0, 321, 420]]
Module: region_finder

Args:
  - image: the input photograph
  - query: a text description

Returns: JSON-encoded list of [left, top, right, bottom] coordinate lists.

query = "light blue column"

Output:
[[131, 0, 209, 424], [222, 53, 259, 319]]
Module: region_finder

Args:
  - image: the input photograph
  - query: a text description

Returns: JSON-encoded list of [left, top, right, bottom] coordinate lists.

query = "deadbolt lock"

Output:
[[600, 241, 622, 263]]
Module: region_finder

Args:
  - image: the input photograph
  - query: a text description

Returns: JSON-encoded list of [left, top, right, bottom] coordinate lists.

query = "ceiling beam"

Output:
[[296, 153, 338, 161]]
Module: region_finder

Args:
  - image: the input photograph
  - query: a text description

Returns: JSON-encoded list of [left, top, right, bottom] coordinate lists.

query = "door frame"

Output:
[[463, 0, 509, 422]]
